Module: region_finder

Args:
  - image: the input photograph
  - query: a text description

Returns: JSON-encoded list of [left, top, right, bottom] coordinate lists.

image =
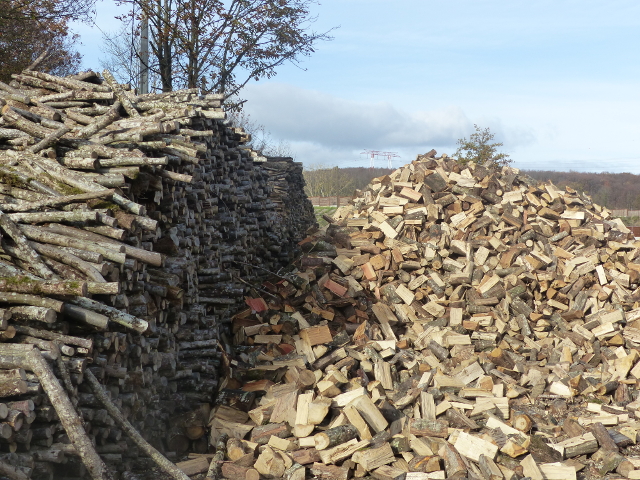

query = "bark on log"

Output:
[[75, 102, 122, 139], [85, 370, 189, 480], [30, 242, 106, 282], [9, 306, 56, 324], [314, 424, 359, 450], [0, 278, 87, 296], [68, 297, 147, 332], [26, 125, 70, 154], [205, 433, 228, 480], [0, 211, 55, 279], [0, 344, 113, 480], [0, 189, 114, 212], [101, 71, 138, 118], [0, 293, 63, 312]]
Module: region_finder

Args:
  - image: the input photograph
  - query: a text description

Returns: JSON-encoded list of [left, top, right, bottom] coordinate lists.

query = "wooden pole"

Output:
[[140, 15, 150, 95], [85, 369, 190, 480], [0, 344, 113, 480]]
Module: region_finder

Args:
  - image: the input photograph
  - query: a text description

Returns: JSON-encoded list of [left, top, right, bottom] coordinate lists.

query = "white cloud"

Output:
[[242, 83, 474, 150], [241, 83, 539, 168]]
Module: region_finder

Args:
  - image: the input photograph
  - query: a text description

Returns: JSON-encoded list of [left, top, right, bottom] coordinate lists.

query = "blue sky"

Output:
[[72, 0, 640, 171]]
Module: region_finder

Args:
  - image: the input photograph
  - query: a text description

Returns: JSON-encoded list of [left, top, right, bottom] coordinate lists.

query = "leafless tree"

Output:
[[109, 0, 335, 95], [303, 165, 356, 198], [227, 109, 294, 157]]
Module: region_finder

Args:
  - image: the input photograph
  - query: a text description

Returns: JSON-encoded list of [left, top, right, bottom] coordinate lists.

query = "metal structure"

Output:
[[359, 150, 400, 169]]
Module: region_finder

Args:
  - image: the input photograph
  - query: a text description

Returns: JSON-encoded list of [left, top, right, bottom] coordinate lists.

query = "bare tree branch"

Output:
[[106, 0, 335, 94], [25, 48, 50, 71]]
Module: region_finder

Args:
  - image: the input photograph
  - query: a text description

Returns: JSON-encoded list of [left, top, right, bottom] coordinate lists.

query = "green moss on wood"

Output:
[[0, 170, 28, 188]]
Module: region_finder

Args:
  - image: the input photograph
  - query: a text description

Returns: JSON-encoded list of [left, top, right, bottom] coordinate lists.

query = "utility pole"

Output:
[[360, 150, 381, 169], [139, 15, 149, 95]]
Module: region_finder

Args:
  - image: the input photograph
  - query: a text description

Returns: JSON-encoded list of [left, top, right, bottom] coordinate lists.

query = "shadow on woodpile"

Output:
[[0, 69, 316, 478]]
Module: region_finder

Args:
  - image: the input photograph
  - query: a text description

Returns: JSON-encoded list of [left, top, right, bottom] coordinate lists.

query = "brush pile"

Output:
[[0, 69, 315, 479], [217, 151, 640, 480]]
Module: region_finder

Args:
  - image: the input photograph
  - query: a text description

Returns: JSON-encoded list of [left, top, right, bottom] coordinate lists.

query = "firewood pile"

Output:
[[0, 69, 315, 479], [213, 152, 640, 480]]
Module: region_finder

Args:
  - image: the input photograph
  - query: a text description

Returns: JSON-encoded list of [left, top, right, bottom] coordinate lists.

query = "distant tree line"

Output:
[[303, 165, 640, 211], [303, 166, 393, 198], [524, 170, 640, 210]]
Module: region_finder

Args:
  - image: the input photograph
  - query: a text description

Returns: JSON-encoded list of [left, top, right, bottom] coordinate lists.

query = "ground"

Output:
[[314, 206, 337, 227]]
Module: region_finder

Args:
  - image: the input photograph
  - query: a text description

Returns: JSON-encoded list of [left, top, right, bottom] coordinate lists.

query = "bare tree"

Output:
[[303, 165, 356, 198], [110, 0, 335, 95], [228, 109, 294, 157], [99, 26, 140, 88], [99, 24, 162, 91]]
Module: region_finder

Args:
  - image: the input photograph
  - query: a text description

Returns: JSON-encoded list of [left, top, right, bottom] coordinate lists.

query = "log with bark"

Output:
[[0, 67, 316, 478]]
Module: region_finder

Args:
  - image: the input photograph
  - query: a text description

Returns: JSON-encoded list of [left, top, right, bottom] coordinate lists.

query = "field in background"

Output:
[[314, 206, 337, 227]]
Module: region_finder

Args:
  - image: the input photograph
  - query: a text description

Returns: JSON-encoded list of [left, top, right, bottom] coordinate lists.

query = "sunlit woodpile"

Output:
[[0, 69, 315, 478], [218, 151, 640, 480], [4, 67, 640, 480]]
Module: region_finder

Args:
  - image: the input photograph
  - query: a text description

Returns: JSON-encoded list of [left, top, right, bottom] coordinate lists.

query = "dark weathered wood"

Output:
[[0, 69, 315, 478], [314, 424, 358, 450], [85, 370, 189, 480], [591, 422, 619, 452], [0, 344, 113, 480]]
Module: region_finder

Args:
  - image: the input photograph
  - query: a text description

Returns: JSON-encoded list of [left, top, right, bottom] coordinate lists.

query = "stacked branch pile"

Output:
[[214, 152, 640, 480], [0, 69, 315, 479]]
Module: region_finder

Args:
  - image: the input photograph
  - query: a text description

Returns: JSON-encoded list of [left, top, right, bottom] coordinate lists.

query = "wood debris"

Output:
[[215, 152, 640, 480], [0, 69, 315, 478]]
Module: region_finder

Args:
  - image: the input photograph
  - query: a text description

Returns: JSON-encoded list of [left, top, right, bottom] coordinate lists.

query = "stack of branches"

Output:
[[0, 68, 315, 479]]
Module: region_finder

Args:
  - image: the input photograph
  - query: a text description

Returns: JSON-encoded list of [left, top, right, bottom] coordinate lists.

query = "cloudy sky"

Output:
[[72, 0, 640, 171]]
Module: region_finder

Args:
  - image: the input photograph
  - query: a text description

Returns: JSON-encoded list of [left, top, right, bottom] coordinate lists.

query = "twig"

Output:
[[231, 274, 276, 299], [232, 260, 291, 281]]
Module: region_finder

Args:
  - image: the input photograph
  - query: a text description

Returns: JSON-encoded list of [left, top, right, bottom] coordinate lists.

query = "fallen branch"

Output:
[[85, 369, 190, 480], [205, 433, 228, 480], [24, 49, 50, 72], [0, 344, 113, 480]]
